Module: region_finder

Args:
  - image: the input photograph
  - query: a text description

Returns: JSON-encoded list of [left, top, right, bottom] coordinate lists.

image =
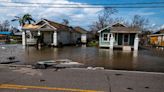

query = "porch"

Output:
[[99, 33, 139, 51], [22, 26, 57, 46]]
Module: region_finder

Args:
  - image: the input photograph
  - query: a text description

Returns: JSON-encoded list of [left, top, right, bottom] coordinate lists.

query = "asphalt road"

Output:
[[0, 65, 164, 92]]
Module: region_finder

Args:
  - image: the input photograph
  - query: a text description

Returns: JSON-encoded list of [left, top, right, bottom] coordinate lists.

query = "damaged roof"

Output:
[[22, 19, 72, 31]]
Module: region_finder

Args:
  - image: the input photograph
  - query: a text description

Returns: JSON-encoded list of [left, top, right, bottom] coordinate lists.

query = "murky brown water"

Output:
[[0, 44, 164, 72]]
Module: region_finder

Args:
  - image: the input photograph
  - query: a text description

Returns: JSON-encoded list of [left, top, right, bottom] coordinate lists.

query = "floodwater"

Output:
[[0, 44, 164, 72]]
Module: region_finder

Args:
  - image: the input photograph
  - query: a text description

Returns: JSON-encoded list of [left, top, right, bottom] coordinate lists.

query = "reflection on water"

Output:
[[0, 44, 164, 72]]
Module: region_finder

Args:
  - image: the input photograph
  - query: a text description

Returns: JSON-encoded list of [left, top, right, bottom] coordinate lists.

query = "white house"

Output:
[[98, 23, 140, 51], [22, 19, 86, 47]]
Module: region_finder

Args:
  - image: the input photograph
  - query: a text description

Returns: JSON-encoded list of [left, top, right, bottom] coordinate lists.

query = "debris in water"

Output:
[[7, 56, 15, 61], [115, 73, 123, 76], [145, 86, 150, 89], [1, 47, 6, 49], [87, 67, 104, 70], [127, 87, 133, 90], [39, 79, 45, 82]]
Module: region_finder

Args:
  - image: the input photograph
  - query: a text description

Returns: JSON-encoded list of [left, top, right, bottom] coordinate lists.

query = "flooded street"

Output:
[[0, 44, 164, 72]]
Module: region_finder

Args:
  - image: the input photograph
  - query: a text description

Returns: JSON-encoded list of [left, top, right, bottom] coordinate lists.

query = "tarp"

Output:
[[0, 32, 12, 35]]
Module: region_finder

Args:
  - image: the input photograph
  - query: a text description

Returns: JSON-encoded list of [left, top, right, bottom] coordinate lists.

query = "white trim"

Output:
[[35, 19, 57, 31], [35, 19, 47, 25], [148, 34, 164, 36], [112, 22, 128, 27], [98, 23, 127, 33], [37, 23, 57, 31], [98, 25, 111, 33], [102, 33, 110, 42]]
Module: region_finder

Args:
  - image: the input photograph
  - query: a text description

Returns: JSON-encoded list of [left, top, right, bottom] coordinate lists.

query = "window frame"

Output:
[[103, 33, 111, 42]]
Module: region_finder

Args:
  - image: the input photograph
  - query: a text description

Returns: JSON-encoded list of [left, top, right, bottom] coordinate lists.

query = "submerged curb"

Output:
[[1, 64, 164, 75]]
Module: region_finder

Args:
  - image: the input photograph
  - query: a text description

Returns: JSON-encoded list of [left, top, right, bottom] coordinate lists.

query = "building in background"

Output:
[[74, 26, 87, 44], [148, 29, 164, 47]]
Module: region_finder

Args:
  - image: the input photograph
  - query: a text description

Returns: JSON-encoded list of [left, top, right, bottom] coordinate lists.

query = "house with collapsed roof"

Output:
[[98, 23, 140, 51], [22, 19, 87, 46]]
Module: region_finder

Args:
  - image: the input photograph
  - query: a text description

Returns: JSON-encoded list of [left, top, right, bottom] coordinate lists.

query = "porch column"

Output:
[[110, 33, 114, 50], [134, 34, 139, 51], [22, 30, 26, 46], [53, 31, 57, 46]]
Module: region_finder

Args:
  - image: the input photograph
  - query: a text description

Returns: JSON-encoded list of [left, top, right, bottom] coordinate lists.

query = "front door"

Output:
[[118, 33, 123, 45], [124, 34, 129, 45]]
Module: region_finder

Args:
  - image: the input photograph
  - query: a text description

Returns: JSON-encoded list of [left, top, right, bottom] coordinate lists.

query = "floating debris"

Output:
[[115, 73, 123, 76], [127, 87, 133, 90], [145, 86, 150, 89], [39, 79, 46, 82], [87, 67, 104, 70], [7, 56, 15, 61], [1, 47, 6, 49]]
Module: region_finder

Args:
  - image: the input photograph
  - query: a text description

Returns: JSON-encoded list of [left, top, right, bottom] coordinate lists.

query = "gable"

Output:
[[98, 26, 111, 33], [112, 23, 126, 27], [39, 23, 57, 30]]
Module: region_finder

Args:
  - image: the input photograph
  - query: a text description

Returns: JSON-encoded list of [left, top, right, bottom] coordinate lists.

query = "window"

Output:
[[109, 34, 111, 40], [103, 34, 108, 41]]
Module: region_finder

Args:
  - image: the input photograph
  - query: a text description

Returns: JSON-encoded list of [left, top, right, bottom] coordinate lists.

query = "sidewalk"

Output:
[[0, 65, 164, 92]]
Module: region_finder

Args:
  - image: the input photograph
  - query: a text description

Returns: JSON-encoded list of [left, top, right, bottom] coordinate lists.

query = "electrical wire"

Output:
[[0, 1, 164, 8], [1, 1, 164, 5]]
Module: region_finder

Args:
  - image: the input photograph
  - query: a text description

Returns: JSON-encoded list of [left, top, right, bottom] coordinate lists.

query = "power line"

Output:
[[1, 5, 164, 8], [1, 1, 164, 5], [1, 1, 164, 8]]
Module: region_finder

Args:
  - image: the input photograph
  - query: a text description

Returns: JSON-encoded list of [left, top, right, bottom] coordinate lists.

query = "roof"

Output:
[[98, 23, 140, 33], [110, 27, 140, 33], [0, 32, 12, 35], [44, 19, 70, 31], [155, 29, 164, 34], [22, 19, 71, 31], [148, 34, 164, 36], [74, 26, 87, 34], [23, 24, 41, 29], [112, 23, 126, 27]]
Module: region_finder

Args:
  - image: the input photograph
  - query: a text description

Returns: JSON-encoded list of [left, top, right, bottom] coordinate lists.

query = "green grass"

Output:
[[87, 40, 98, 47]]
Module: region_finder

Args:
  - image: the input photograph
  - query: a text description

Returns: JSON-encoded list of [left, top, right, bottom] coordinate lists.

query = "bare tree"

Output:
[[0, 20, 11, 31], [131, 15, 149, 31], [90, 8, 117, 32]]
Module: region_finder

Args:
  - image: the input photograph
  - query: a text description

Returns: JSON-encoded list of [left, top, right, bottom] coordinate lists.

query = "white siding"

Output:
[[43, 32, 52, 44], [57, 31, 72, 45], [81, 34, 87, 43], [71, 32, 81, 44]]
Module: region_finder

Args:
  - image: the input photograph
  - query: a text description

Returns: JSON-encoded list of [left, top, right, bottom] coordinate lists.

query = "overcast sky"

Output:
[[0, 0, 164, 31]]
